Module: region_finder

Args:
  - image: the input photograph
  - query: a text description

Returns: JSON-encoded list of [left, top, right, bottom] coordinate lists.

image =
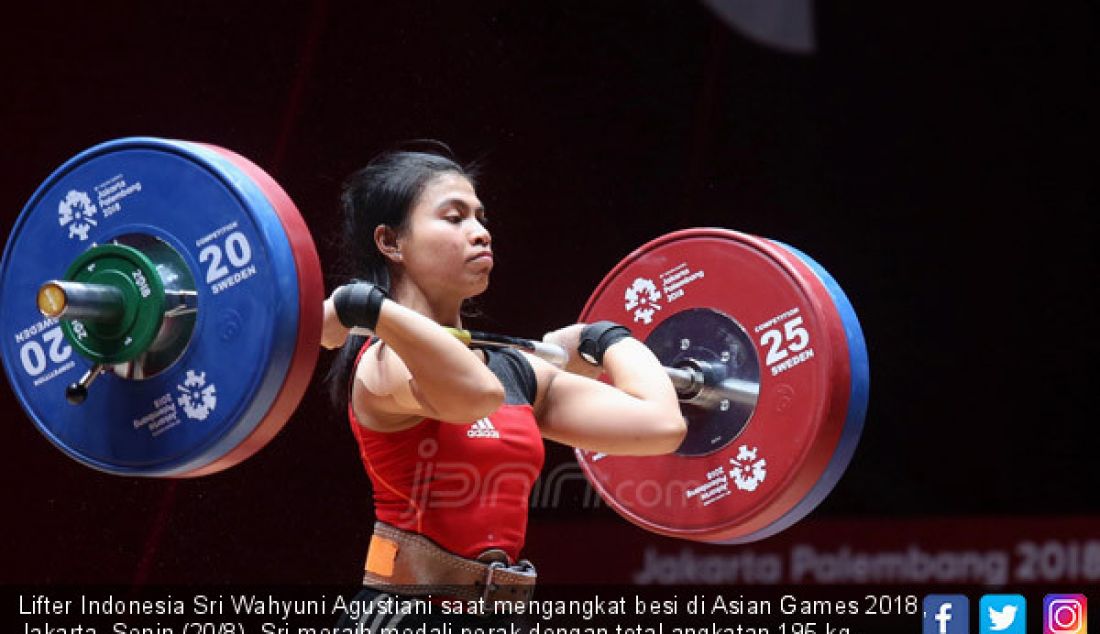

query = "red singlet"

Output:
[[349, 342, 545, 562]]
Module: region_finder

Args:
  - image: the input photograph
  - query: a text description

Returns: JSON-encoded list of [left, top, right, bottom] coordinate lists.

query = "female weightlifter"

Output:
[[319, 148, 686, 622]]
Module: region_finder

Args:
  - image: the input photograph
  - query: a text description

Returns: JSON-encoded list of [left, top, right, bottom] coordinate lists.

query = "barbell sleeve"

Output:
[[37, 280, 126, 323]]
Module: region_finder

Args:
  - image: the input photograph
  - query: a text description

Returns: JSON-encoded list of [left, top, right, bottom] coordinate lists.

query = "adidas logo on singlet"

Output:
[[466, 418, 500, 439]]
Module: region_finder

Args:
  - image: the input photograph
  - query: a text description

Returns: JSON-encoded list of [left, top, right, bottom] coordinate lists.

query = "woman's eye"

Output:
[[445, 214, 462, 224]]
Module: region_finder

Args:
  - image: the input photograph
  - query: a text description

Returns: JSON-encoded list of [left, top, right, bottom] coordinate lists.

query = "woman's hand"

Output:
[[542, 323, 604, 379], [531, 323, 686, 455], [321, 295, 350, 349]]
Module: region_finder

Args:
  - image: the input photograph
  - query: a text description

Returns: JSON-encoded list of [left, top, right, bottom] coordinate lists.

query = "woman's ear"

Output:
[[374, 225, 402, 263]]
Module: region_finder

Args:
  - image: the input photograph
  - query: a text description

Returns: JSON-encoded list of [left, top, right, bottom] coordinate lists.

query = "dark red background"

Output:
[[1, 2, 1095, 584]]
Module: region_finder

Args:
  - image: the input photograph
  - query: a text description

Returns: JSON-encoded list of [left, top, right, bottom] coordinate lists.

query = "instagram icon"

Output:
[[1045, 594, 1087, 634]]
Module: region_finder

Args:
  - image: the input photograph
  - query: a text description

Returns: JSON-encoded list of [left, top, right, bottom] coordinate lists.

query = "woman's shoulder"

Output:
[[487, 347, 542, 407], [351, 339, 425, 431]]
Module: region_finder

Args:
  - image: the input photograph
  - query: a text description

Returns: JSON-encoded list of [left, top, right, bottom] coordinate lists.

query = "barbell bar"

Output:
[[0, 137, 868, 544], [350, 325, 761, 408]]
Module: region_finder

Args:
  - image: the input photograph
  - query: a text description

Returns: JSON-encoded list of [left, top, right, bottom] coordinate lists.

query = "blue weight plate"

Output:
[[716, 241, 870, 543], [0, 138, 300, 476]]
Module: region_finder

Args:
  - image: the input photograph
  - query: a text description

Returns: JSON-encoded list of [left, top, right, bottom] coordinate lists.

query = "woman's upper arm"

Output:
[[354, 341, 507, 431], [351, 343, 424, 431]]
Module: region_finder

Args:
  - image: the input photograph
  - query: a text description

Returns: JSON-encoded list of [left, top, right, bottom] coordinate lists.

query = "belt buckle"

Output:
[[481, 561, 506, 605]]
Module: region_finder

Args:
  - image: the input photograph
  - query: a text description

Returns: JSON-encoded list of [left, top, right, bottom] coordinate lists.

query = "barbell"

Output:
[[0, 138, 868, 544]]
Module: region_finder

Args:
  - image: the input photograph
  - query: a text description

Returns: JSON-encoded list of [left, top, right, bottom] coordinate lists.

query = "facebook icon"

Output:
[[924, 595, 970, 634]]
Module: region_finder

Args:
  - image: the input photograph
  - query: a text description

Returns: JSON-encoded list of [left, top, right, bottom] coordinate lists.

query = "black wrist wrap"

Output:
[[578, 320, 633, 365], [333, 282, 388, 331]]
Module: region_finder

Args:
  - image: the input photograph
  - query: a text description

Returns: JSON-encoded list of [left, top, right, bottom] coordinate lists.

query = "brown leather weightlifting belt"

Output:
[[362, 522, 537, 606]]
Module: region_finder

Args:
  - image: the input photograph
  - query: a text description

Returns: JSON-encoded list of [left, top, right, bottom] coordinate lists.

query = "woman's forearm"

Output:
[[601, 338, 681, 415]]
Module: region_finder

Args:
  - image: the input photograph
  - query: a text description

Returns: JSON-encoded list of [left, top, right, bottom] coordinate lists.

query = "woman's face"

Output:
[[397, 172, 492, 300]]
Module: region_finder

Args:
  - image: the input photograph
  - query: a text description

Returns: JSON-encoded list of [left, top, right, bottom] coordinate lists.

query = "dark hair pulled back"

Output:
[[326, 143, 476, 411]]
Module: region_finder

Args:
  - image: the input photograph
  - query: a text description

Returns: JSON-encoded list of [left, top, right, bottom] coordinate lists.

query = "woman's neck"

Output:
[[389, 274, 464, 328]]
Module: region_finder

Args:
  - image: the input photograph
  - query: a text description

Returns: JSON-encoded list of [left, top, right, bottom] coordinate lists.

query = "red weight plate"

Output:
[[178, 144, 323, 477], [576, 228, 852, 542]]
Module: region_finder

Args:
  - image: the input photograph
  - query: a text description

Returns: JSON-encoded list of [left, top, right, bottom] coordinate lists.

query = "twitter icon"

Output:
[[980, 594, 1026, 634]]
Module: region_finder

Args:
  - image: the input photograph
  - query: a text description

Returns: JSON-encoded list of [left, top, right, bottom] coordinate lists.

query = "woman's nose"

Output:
[[470, 220, 491, 246]]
